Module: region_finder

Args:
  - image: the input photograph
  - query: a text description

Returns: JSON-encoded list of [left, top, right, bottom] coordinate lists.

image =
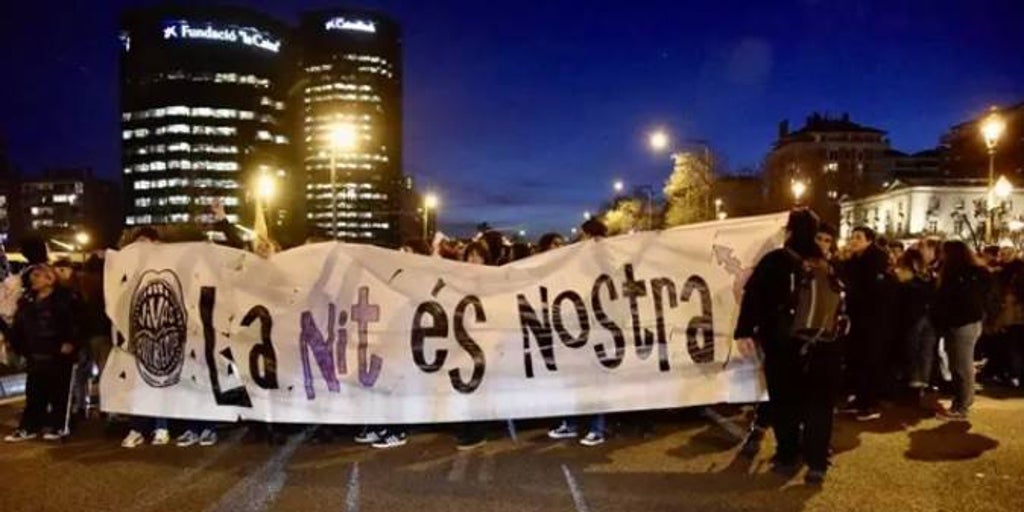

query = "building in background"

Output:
[[18, 168, 120, 248], [712, 174, 767, 219], [941, 102, 1024, 180], [297, 9, 404, 246], [120, 5, 297, 242], [763, 113, 891, 224], [0, 137, 15, 246], [838, 177, 1024, 243]]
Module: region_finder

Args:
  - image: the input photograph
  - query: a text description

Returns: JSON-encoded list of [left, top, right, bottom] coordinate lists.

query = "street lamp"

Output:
[[423, 192, 439, 239], [791, 179, 808, 204], [254, 172, 276, 239], [982, 108, 1006, 242], [518, 229, 527, 238], [75, 231, 90, 247], [583, 211, 592, 220], [649, 130, 669, 152], [613, 180, 625, 194], [327, 122, 359, 240]]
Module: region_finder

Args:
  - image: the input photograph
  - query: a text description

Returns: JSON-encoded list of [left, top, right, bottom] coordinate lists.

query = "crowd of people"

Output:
[[1, 207, 1020, 487]]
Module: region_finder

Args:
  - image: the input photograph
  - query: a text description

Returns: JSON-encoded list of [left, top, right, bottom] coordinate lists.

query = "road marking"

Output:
[[126, 427, 249, 512], [561, 464, 591, 512], [447, 452, 469, 482], [344, 462, 360, 512], [477, 453, 494, 483], [702, 406, 746, 441], [204, 429, 307, 512]]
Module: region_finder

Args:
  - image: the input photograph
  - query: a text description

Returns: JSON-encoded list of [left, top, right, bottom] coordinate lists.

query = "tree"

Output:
[[663, 151, 715, 227], [600, 197, 646, 235]]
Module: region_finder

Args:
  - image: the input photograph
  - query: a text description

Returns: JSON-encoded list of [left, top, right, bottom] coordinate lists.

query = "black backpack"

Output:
[[789, 260, 847, 346]]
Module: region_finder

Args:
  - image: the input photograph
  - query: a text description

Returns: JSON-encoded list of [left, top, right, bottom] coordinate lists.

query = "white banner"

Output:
[[100, 214, 785, 424]]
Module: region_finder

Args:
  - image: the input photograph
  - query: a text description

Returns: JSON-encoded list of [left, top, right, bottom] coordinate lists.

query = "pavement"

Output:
[[1, 392, 1023, 512]]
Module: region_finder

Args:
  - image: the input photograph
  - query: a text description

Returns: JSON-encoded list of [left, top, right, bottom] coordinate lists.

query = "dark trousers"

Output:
[[20, 359, 73, 433], [763, 339, 842, 470], [846, 324, 886, 409]]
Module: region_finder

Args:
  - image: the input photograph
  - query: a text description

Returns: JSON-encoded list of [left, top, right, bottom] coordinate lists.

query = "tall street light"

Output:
[[613, 180, 625, 194], [328, 122, 359, 240], [254, 172, 276, 240], [423, 192, 439, 240], [982, 108, 1006, 242], [649, 130, 669, 152]]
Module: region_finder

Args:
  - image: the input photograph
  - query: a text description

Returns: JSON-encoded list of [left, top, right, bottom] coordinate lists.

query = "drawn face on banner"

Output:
[[129, 270, 188, 387]]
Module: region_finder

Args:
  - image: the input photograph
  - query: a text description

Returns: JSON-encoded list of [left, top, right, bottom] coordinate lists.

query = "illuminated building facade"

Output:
[[298, 10, 403, 246], [120, 6, 294, 234]]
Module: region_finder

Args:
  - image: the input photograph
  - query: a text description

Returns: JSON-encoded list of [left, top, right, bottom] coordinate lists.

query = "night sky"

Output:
[[1, 0, 1022, 236]]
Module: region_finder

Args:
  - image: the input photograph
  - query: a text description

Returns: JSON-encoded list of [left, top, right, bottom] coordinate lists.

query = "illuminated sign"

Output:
[[324, 17, 376, 33], [162, 20, 281, 54]]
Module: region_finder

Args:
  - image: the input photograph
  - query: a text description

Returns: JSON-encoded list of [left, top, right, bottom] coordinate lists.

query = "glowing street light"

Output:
[[649, 130, 669, 152], [75, 232, 90, 247], [423, 192, 439, 239], [995, 175, 1013, 200], [327, 122, 359, 240], [982, 108, 1007, 242], [583, 211, 592, 220], [791, 179, 808, 203], [613, 180, 625, 194], [256, 173, 276, 202], [518, 230, 527, 237]]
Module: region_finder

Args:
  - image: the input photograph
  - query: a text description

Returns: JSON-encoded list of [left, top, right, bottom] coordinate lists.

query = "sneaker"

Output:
[[936, 408, 969, 422], [152, 428, 170, 446], [121, 430, 145, 448], [371, 431, 408, 449], [354, 428, 386, 444], [198, 429, 218, 447], [42, 431, 63, 442], [4, 429, 37, 443], [805, 468, 827, 486], [456, 435, 486, 451], [579, 431, 605, 447], [176, 430, 199, 447], [738, 427, 766, 458], [855, 409, 882, 421], [547, 421, 579, 440]]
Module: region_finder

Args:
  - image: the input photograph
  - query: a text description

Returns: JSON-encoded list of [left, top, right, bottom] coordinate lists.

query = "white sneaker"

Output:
[[547, 421, 579, 439], [354, 428, 385, 444], [122, 430, 145, 448], [152, 428, 170, 446], [198, 429, 218, 446], [4, 429, 37, 443], [42, 431, 63, 442], [371, 431, 407, 449], [579, 431, 605, 447], [176, 430, 199, 447]]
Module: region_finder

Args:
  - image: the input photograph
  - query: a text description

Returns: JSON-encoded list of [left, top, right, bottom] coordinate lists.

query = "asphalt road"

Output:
[[1, 392, 1023, 512]]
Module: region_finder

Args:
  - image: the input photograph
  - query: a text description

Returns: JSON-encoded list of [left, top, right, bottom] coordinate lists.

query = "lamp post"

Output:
[[422, 192, 439, 240], [613, 180, 624, 195], [328, 122, 358, 240], [254, 172, 276, 239], [982, 108, 1006, 243]]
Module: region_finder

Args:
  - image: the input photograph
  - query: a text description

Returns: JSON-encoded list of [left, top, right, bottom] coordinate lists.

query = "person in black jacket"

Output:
[[931, 241, 990, 421], [895, 248, 938, 400], [4, 264, 81, 442], [841, 226, 896, 421], [734, 208, 843, 485]]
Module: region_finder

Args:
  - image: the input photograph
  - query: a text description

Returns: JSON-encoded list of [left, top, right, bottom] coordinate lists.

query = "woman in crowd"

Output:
[[895, 248, 938, 402], [931, 241, 991, 421]]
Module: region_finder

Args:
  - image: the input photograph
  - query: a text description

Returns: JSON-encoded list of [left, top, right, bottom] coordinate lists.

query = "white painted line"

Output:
[[127, 427, 249, 512], [204, 429, 307, 512], [477, 454, 494, 483], [561, 464, 591, 512], [506, 419, 518, 442], [702, 406, 746, 441], [447, 452, 469, 482], [344, 462, 360, 512]]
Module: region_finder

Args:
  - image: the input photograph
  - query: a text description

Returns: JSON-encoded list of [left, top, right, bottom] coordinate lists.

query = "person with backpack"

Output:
[[734, 208, 846, 485]]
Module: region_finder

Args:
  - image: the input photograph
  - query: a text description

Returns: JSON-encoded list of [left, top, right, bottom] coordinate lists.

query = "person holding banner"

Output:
[[734, 209, 846, 485], [547, 219, 610, 447]]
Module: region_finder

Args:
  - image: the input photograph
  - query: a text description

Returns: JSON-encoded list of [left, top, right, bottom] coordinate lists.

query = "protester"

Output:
[[548, 219, 610, 447], [451, 240, 496, 450], [894, 248, 938, 402], [841, 226, 896, 421], [931, 241, 991, 421], [3, 264, 81, 442], [537, 233, 565, 253], [734, 208, 844, 485]]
